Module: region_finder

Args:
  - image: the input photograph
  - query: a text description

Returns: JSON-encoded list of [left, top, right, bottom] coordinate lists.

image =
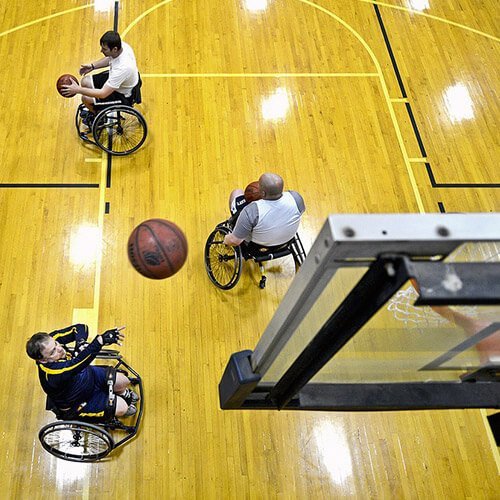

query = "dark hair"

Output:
[[26, 333, 51, 360], [100, 31, 122, 51]]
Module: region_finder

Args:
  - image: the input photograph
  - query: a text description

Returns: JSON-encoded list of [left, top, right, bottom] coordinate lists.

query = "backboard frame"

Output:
[[219, 214, 500, 411]]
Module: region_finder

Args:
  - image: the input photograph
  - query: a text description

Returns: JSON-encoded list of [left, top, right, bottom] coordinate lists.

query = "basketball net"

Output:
[[387, 242, 500, 328]]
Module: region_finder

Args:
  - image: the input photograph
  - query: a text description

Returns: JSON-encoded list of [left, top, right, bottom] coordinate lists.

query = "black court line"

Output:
[[373, 5, 499, 190], [405, 102, 426, 157], [373, 5, 407, 98], [437, 201, 446, 213], [2, 6, 120, 194], [105, 201, 110, 214], [105, 1, 120, 189], [425, 163, 500, 188], [0, 183, 99, 188], [106, 153, 112, 188]]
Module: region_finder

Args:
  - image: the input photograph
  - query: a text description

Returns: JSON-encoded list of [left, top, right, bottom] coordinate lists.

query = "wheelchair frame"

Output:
[[38, 351, 143, 463], [204, 218, 306, 290], [74, 76, 147, 156], [75, 103, 147, 156]]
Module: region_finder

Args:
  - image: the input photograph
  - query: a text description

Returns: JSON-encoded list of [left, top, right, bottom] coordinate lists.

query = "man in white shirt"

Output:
[[61, 31, 139, 115], [224, 173, 305, 248]]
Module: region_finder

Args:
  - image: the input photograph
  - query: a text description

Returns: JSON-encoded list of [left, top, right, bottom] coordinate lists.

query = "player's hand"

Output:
[[100, 326, 125, 346], [79, 64, 93, 76], [61, 78, 80, 97]]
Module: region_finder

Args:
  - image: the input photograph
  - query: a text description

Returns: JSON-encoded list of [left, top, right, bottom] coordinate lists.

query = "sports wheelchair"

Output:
[[204, 217, 306, 289], [38, 350, 143, 463], [75, 77, 147, 156]]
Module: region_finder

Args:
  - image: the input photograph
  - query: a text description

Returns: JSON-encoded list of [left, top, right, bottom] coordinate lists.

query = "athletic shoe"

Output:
[[80, 108, 95, 127], [123, 404, 137, 417], [82, 113, 95, 128], [122, 388, 140, 405]]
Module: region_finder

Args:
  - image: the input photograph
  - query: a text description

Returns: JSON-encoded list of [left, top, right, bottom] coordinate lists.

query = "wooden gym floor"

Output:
[[0, 0, 498, 497]]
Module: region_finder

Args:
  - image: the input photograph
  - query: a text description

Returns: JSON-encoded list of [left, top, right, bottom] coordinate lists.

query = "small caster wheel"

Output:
[[259, 277, 266, 289]]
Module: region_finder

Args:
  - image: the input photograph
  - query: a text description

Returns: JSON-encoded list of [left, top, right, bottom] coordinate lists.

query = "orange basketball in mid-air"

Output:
[[244, 181, 262, 202], [127, 219, 188, 279], [56, 74, 78, 98]]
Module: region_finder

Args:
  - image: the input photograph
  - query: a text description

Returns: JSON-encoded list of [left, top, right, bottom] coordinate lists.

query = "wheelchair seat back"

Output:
[[130, 75, 142, 105]]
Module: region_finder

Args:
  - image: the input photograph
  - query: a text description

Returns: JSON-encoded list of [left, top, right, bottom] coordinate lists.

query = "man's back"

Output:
[[233, 190, 305, 246], [37, 353, 96, 408], [108, 41, 139, 96]]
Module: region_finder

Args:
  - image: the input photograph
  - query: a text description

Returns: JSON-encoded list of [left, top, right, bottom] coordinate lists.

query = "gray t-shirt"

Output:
[[233, 191, 305, 246]]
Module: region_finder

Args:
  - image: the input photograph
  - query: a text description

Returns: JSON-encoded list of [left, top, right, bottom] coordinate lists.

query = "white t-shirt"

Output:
[[107, 42, 139, 97]]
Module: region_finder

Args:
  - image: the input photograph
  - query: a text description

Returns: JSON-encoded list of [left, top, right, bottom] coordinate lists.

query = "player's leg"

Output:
[[114, 372, 140, 406], [115, 396, 133, 417], [90, 367, 138, 417], [80, 75, 95, 111], [411, 279, 499, 363], [80, 71, 109, 114]]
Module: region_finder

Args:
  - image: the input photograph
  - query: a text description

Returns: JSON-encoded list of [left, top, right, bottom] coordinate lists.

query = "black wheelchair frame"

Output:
[[204, 217, 306, 289], [75, 77, 147, 156], [38, 350, 143, 463]]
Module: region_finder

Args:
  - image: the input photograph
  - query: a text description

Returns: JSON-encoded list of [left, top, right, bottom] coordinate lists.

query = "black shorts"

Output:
[[76, 366, 116, 420], [92, 71, 133, 107]]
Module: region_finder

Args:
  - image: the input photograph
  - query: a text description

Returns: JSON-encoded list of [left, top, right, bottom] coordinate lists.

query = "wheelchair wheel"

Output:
[[204, 225, 242, 290], [39, 421, 114, 462], [92, 105, 147, 156]]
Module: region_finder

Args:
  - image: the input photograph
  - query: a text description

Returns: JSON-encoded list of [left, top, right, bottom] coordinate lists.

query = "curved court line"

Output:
[[297, 0, 425, 213], [122, 0, 174, 38], [0, 4, 92, 38], [362, 0, 500, 43], [122, 0, 425, 213]]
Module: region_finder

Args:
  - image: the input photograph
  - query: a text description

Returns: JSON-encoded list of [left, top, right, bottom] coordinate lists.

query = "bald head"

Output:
[[259, 173, 284, 200]]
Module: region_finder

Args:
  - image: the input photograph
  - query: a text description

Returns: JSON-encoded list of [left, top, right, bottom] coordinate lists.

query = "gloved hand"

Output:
[[100, 328, 122, 346]]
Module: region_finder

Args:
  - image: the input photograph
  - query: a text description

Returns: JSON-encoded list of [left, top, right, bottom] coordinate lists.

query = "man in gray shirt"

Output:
[[224, 173, 305, 247]]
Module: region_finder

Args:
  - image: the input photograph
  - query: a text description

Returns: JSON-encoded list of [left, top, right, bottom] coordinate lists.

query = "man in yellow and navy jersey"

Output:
[[26, 324, 139, 419]]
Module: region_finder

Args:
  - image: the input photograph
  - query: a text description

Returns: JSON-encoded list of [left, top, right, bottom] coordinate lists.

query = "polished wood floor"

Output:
[[0, 0, 498, 497]]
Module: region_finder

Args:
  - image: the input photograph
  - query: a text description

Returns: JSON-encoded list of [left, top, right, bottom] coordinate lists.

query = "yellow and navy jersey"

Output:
[[37, 324, 102, 409]]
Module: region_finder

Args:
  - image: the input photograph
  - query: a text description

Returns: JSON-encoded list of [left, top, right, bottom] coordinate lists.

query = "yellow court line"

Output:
[[127, 0, 424, 213], [362, 0, 500, 43], [122, 0, 174, 38], [0, 4, 92, 38], [297, 0, 425, 213], [391, 98, 409, 103], [142, 73, 378, 78], [84, 158, 102, 163], [72, 151, 107, 334], [93, 151, 108, 315], [408, 157, 428, 163]]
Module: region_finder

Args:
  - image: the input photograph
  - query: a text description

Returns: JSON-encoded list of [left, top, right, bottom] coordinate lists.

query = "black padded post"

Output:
[[219, 350, 261, 409]]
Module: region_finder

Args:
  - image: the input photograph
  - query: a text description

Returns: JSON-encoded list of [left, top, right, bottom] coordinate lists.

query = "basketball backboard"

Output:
[[219, 213, 500, 411]]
